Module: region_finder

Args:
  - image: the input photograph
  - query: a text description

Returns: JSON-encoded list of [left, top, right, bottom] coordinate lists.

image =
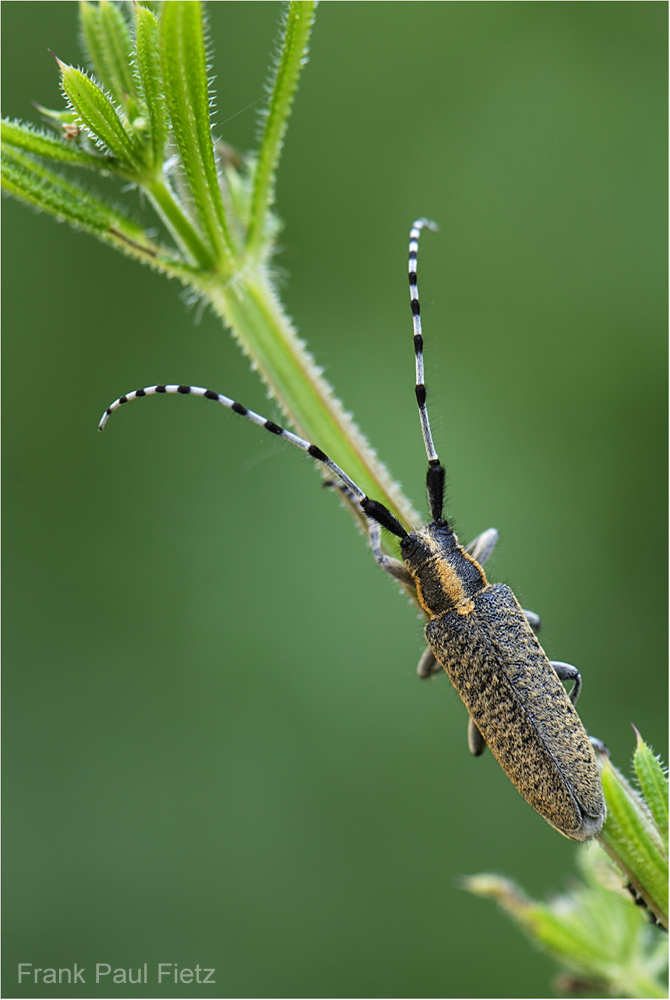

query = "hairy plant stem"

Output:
[[146, 176, 216, 269]]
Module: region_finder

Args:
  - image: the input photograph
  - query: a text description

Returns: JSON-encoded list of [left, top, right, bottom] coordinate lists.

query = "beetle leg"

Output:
[[366, 517, 413, 583], [417, 646, 442, 678], [465, 527, 498, 567], [522, 609, 542, 632], [468, 716, 486, 756], [324, 480, 412, 583], [551, 660, 582, 705]]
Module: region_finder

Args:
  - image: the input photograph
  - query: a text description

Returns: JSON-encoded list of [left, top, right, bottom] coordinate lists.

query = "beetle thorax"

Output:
[[401, 520, 487, 617]]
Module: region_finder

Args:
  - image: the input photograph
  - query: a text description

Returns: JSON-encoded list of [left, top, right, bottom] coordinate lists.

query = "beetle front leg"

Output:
[[465, 528, 498, 567], [324, 479, 412, 583], [551, 660, 582, 705], [366, 517, 413, 584]]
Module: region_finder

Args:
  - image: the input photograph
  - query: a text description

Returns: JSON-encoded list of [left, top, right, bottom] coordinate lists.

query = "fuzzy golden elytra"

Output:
[[99, 220, 606, 841]]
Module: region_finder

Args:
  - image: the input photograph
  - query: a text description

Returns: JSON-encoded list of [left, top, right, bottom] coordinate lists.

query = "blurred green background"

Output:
[[2, 3, 667, 997]]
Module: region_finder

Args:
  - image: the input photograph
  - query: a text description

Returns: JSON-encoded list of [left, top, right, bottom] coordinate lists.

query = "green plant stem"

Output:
[[145, 176, 215, 269]]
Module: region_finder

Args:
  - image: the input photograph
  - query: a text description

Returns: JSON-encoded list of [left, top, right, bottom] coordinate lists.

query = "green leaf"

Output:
[[246, 1, 317, 258], [0, 144, 187, 278], [634, 730, 669, 844], [464, 845, 668, 999], [599, 752, 668, 930], [58, 60, 141, 172], [134, 3, 168, 171], [79, 0, 137, 118], [159, 1, 232, 265], [2, 118, 109, 171], [1, 144, 113, 231]]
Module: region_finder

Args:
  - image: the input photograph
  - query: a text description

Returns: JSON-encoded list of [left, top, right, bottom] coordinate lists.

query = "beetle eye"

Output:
[[399, 536, 414, 555], [400, 535, 425, 561]]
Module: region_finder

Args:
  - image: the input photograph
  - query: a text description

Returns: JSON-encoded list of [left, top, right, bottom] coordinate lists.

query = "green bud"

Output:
[[58, 60, 141, 172]]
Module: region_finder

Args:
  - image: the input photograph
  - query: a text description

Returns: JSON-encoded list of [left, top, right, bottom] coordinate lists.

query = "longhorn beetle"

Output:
[[99, 220, 606, 841]]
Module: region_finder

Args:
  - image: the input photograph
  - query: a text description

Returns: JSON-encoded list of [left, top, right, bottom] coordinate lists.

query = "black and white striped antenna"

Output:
[[98, 220, 444, 536], [408, 218, 445, 522], [98, 384, 408, 540]]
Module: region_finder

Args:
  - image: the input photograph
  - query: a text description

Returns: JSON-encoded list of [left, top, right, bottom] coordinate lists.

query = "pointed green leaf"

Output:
[[0, 145, 187, 279], [634, 730, 669, 846], [79, 0, 137, 117], [2, 118, 109, 170], [246, 1, 316, 258], [2, 143, 128, 234], [58, 61, 142, 172], [159, 1, 232, 264], [599, 755, 668, 929], [134, 3, 168, 171]]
